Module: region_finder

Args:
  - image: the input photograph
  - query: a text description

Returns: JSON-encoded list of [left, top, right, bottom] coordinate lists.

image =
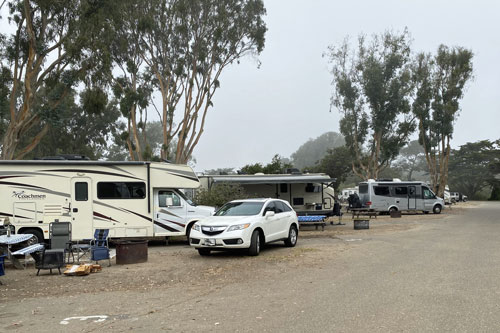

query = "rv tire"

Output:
[[284, 225, 298, 247], [186, 223, 194, 242], [198, 248, 211, 256], [433, 205, 442, 214], [389, 207, 398, 214], [24, 229, 44, 246]]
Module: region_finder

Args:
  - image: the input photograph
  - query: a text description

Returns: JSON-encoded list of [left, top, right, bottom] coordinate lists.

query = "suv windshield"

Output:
[[215, 202, 264, 216]]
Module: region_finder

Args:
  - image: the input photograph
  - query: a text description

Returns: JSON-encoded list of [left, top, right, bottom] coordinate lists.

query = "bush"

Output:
[[194, 184, 251, 208]]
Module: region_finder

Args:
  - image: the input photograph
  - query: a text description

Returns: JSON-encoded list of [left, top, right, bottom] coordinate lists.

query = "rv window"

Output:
[[75, 182, 88, 201], [359, 184, 368, 194], [97, 182, 146, 199], [280, 183, 288, 193], [374, 186, 390, 196], [394, 186, 408, 197], [305, 184, 320, 193], [158, 191, 181, 207], [293, 197, 304, 206]]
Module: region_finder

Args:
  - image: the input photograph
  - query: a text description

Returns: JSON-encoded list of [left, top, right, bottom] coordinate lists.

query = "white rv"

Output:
[[358, 180, 444, 214], [198, 173, 336, 216], [339, 187, 359, 201], [0, 161, 214, 243]]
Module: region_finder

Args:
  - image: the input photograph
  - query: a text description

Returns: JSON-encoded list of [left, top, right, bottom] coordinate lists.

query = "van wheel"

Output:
[[248, 230, 261, 256], [389, 207, 398, 214], [198, 248, 211, 256], [433, 205, 442, 214], [284, 225, 298, 247], [23, 229, 44, 246]]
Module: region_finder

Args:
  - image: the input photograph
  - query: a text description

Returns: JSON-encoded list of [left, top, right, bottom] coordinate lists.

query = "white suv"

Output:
[[189, 198, 299, 256]]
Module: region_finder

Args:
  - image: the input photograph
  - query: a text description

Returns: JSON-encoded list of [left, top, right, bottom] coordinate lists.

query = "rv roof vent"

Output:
[[286, 168, 301, 174], [254, 172, 265, 176], [367, 179, 376, 182], [38, 154, 90, 160]]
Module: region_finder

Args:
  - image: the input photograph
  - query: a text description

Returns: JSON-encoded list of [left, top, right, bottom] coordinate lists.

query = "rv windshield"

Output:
[[215, 202, 264, 216], [176, 190, 196, 206]]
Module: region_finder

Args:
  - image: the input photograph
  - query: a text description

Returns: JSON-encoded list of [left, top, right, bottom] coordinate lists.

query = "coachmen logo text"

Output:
[[12, 191, 46, 200]]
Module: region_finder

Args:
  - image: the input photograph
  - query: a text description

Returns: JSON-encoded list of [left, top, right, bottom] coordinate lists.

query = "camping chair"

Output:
[[0, 254, 6, 284], [91, 229, 111, 267], [49, 221, 74, 263]]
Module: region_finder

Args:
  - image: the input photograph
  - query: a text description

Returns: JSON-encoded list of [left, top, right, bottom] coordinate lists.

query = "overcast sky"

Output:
[[190, 0, 500, 172]]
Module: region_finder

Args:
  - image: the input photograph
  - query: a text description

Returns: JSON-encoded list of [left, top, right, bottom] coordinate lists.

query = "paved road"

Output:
[[2, 202, 500, 332]]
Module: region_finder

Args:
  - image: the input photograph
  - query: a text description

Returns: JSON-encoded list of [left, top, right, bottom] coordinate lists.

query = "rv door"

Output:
[[153, 189, 187, 235], [70, 178, 93, 240], [408, 186, 417, 210]]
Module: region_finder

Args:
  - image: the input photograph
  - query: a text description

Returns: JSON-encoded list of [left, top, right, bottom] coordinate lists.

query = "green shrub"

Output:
[[194, 183, 251, 208]]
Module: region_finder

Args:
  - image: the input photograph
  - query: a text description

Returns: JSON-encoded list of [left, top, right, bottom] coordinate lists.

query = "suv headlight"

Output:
[[227, 223, 250, 232], [192, 224, 200, 231]]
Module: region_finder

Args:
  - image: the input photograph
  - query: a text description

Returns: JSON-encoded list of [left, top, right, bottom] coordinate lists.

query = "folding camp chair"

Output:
[[49, 221, 74, 263], [91, 229, 111, 267]]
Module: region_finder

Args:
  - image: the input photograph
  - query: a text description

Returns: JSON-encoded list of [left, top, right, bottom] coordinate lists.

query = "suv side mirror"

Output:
[[265, 210, 275, 217]]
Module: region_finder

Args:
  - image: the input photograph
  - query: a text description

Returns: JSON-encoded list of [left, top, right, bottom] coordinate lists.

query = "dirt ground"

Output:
[[0, 203, 474, 302]]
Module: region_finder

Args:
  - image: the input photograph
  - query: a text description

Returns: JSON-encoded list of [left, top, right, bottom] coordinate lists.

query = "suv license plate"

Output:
[[205, 239, 216, 246]]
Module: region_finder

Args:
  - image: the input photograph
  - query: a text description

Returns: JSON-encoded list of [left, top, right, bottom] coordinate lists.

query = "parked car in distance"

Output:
[[450, 192, 460, 203], [189, 198, 299, 256]]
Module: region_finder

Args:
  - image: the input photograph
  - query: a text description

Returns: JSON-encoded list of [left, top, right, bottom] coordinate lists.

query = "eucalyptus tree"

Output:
[[412, 46, 473, 196], [327, 29, 415, 180], [110, 0, 154, 161], [139, 0, 267, 163], [0, 0, 116, 159]]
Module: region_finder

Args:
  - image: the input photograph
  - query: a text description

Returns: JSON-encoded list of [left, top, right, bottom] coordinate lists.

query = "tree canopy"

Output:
[[327, 29, 415, 180], [290, 131, 344, 170], [413, 46, 474, 196], [448, 139, 500, 200]]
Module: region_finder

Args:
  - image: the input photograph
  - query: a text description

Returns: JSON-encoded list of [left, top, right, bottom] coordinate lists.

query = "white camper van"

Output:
[[198, 173, 336, 216], [358, 180, 444, 214], [0, 160, 214, 243]]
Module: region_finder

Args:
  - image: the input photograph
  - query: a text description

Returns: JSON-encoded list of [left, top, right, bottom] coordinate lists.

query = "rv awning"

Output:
[[210, 174, 336, 185]]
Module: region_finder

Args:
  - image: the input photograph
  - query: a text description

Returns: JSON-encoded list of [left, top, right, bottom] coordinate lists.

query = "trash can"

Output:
[[390, 210, 402, 218], [353, 219, 369, 230], [115, 240, 148, 265]]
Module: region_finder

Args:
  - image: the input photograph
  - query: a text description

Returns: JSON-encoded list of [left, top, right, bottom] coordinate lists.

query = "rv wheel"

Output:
[[389, 207, 398, 214], [433, 205, 442, 214], [24, 229, 44, 246]]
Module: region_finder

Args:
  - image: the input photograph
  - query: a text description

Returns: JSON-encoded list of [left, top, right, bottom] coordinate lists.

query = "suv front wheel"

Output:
[[248, 230, 261, 256], [284, 225, 298, 247]]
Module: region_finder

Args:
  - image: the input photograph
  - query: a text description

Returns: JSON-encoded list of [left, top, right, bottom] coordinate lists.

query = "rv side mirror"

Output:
[[166, 197, 174, 206]]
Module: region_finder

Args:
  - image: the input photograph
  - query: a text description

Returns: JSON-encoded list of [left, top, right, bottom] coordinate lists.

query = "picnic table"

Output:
[[0, 234, 35, 269], [11, 243, 45, 269], [298, 215, 327, 231], [349, 208, 378, 219]]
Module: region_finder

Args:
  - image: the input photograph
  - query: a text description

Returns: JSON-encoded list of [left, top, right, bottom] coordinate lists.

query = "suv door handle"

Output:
[[73, 208, 78, 213]]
